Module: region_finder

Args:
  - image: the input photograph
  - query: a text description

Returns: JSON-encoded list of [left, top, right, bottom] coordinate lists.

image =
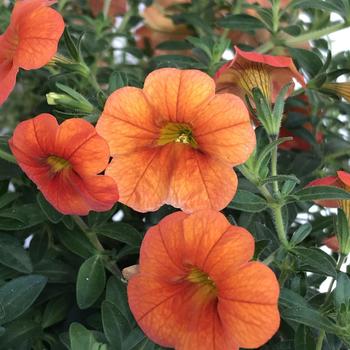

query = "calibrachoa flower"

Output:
[[128, 210, 280, 349], [89, 0, 126, 18], [0, 0, 64, 105], [9, 114, 119, 215], [96, 68, 256, 213], [215, 46, 306, 103]]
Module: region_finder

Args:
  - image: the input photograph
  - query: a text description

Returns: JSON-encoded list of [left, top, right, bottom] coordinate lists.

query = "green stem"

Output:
[[0, 148, 17, 164], [324, 148, 350, 162], [103, 0, 112, 19], [256, 41, 274, 54], [271, 204, 289, 248], [315, 254, 347, 350], [286, 22, 349, 46], [271, 143, 279, 195]]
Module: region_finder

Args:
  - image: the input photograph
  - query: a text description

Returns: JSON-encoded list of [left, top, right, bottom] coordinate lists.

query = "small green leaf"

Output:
[[0, 234, 32, 273], [289, 48, 323, 78], [0, 275, 47, 325], [97, 223, 142, 247], [228, 190, 267, 212], [42, 295, 71, 329], [335, 272, 350, 309], [76, 255, 106, 309], [292, 247, 337, 277], [217, 14, 265, 31], [0, 193, 20, 210], [280, 288, 338, 333], [292, 186, 350, 202], [69, 323, 107, 350], [290, 224, 312, 246], [260, 175, 300, 186]]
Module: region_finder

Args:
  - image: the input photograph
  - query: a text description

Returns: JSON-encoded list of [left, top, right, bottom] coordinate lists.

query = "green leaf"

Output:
[[335, 272, 350, 309], [217, 14, 265, 31], [58, 226, 96, 258], [0, 234, 32, 273], [279, 288, 338, 333], [150, 55, 205, 69], [228, 190, 267, 212], [294, 325, 316, 350], [290, 224, 312, 246], [97, 223, 142, 247], [76, 255, 106, 309], [29, 231, 48, 264], [42, 294, 71, 329], [0, 192, 20, 210], [69, 323, 107, 350], [292, 247, 337, 277], [0, 275, 47, 325], [34, 258, 75, 283], [36, 193, 63, 224], [122, 327, 148, 350], [63, 27, 80, 61], [336, 209, 350, 255], [289, 48, 323, 78], [260, 174, 300, 186], [292, 186, 350, 202], [102, 301, 131, 349]]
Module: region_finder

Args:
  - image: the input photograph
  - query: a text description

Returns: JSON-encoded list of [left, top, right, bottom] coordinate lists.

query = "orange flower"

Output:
[[323, 236, 339, 252], [246, 0, 290, 8], [128, 210, 280, 349], [89, 0, 126, 18], [96, 68, 256, 213], [9, 114, 119, 215], [0, 0, 64, 105], [215, 46, 306, 103]]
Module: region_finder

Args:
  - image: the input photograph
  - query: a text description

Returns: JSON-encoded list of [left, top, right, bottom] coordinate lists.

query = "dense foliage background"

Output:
[[1, 0, 350, 349]]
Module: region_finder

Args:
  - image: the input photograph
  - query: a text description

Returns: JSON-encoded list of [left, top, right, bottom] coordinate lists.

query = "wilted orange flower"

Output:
[[215, 46, 306, 103], [96, 68, 256, 213], [128, 210, 280, 349], [89, 0, 126, 18], [0, 0, 64, 105], [9, 114, 119, 215]]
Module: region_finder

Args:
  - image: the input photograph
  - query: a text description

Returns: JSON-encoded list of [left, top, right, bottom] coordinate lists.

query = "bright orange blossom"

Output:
[[128, 210, 280, 349], [0, 0, 64, 105], [96, 68, 256, 213], [9, 114, 119, 215]]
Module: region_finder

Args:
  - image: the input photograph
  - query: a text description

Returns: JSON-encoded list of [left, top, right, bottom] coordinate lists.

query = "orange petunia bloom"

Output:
[[96, 68, 256, 213], [215, 46, 306, 103], [9, 114, 119, 215], [0, 0, 64, 105], [128, 210, 280, 349]]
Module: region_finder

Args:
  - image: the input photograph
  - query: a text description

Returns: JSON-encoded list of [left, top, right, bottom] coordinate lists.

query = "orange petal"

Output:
[[0, 60, 18, 106], [168, 145, 238, 212], [337, 171, 350, 188], [128, 274, 187, 348], [96, 87, 160, 155], [143, 68, 215, 123], [204, 225, 255, 280], [218, 262, 280, 348], [193, 93, 255, 165], [181, 210, 230, 268], [43, 171, 118, 215], [105, 146, 172, 212], [9, 113, 58, 161], [138, 211, 187, 279], [13, 2, 64, 69]]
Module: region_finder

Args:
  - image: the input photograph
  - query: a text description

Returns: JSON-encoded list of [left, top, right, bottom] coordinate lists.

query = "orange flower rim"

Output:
[[9, 114, 119, 215], [96, 68, 256, 213], [0, 0, 64, 105], [215, 46, 306, 103], [128, 210, 280, 349]]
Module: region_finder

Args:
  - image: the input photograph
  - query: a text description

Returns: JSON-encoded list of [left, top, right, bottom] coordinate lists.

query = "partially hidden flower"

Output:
[[0, 0, 64, 105], [9, 114, 119, 215], [96, 68, 256, 213], [128, 210, 280, 349], [215, 46, 306, 103], [323, 235, 339, 252], [89, 0, 126, 18], [322, 82, 350, 103]]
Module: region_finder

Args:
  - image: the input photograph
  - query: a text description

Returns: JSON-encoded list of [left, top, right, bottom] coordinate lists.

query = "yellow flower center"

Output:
[[187, 267, 216, 296], [235, 62, 271, 101], [47, 155, 71, 173], [157, 122, 197, 148]]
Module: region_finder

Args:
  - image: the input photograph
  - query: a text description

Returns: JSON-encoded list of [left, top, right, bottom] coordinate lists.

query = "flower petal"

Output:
[[337, 171, 350, 188], [193, 93, 255, 165], [0, 60, 18, 106], [218, 262, 280, 348], [168, 145, 238, 212], [14, 2, 64, 69], [96, 87, 159, 155], [143, 68, 215, 123], [105, 146, 172, 212]]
